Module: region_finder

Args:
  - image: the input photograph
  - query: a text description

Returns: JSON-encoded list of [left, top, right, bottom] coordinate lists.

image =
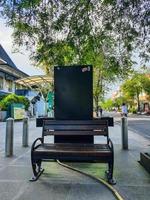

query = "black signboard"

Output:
[[54, 65, 93, 143]]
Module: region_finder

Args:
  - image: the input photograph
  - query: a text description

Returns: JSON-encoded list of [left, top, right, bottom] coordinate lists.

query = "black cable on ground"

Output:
[[57, 160, 124, 200]]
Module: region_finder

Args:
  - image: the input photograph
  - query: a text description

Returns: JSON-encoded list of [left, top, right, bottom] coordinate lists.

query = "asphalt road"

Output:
[[127, 119, 150, 140], [104, 111, 150, 140]]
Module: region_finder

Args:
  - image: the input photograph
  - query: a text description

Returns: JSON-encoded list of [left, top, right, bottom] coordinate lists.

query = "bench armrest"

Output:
[[31, 137, 43, 150], [108, 138, 114, 152]]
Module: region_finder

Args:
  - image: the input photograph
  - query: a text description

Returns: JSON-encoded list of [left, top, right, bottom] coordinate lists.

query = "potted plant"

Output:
[[0, 94, 30, 121], [140, 151, 150, 174]]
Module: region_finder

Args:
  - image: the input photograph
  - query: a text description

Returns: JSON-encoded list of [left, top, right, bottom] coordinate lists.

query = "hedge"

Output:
[[0, 94, 30, 111]]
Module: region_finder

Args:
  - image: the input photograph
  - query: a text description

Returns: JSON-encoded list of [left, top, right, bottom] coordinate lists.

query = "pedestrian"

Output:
[[98, 106, 103, 117], [121, 103, 128, 117]]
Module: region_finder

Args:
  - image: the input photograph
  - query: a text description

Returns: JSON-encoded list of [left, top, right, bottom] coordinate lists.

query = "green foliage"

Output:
[[121, 73, 150, 98], [0, 0, 149, 111], [121, 73, 150, 111], [101, 99, 113, 111], [128, 107, 137, 114], [0, 95, 7, 101], [0, 0, 149, 65], [113, 96, 126, 108], [34, 41, 77, 68], [0, 4, 133, 67], [0, 94, 30, 111], [16, 95, 30, 110], [123, 74, 139, 94], [141, 77, 150, 95]]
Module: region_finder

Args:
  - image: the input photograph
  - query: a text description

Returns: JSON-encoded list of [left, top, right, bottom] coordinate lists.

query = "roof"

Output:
[[15, 75, 53, 88], [0, 44, 29, 77], [0, 91, 9, 95], [0, 44, 17, 69]]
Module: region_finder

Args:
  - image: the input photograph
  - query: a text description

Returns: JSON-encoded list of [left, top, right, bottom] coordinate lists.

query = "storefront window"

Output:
[[0, 77, 3, 90], [6, 80, 13, 92], [15, 83, 21, 90]]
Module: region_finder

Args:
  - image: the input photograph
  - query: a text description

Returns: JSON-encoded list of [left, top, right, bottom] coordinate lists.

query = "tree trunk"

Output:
[[137, 92, 140, 112], [94, 95, 99, 117], [93, 67, 104, 117]]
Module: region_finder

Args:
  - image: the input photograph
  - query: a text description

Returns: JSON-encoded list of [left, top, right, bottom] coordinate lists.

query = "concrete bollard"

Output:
[[5, 118, 14, 157], [121, 117, 128, 150], [22, 117, 29, 147]]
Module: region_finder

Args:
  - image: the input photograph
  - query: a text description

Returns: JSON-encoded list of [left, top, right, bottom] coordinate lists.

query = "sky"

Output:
[[0, 18, 44, 76]]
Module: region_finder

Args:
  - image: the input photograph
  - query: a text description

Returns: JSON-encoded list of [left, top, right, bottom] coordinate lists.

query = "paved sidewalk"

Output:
[[0, 120, 150, 200], [108, 125, 150, 200]]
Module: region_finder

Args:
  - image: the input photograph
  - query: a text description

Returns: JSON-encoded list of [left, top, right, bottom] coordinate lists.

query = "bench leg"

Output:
[[30, 159, 44, 182], [106, 162, 116, 185]]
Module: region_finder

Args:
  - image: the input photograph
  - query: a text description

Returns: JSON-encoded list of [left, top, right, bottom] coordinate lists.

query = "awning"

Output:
[[15, 75, 53, 88], [0, 58, 7, 65], [0, 91, 10, 95]]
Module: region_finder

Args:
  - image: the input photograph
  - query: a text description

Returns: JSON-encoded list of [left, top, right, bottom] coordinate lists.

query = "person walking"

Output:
[[121, 103, 128, 117], [98, 106, 103, 117]]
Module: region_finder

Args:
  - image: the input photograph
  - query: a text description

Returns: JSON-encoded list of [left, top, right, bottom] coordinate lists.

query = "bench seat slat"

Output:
[[44, 130, 107, 136], [44, 120, 108, 125], [44, 125, 107, 131], [34, 143, 111, 157]]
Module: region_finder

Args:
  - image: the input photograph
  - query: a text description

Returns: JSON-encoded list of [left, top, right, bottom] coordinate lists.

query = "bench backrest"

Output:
[[36, 117, 114, 127], [42, 120, 108, 143]]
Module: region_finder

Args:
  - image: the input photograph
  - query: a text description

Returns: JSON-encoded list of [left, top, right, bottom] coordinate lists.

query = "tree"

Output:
[[101, 98, 113, 111], [141, 76, 150, 96], [34, 41, 77, 71], [0, 1, 149, 111], [0, 0, 149, 64], [70, 36, 132, 115], [34, 35, 132, 114], [121, 73, 150, 112], [113, 96, 127, 110]]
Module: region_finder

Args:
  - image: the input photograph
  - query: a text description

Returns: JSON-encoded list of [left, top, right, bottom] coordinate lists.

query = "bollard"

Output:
[[121, 117, 128, 150], [5, 118, 14, 157], [22, 117, 29, 147]]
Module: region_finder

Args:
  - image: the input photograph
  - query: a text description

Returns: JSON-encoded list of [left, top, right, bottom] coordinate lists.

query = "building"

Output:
[[0, 45, 49, 118], [15, 89, 46, 117], [0, 44, 28, 95]]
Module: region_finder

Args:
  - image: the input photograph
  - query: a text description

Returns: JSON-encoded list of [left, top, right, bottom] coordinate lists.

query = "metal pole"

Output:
[[121, 117, 128, 150], [5, 118, 14, 157], [22, 117, 29, 147]]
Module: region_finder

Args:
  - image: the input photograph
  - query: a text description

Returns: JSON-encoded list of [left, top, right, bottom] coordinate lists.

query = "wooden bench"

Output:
[[30, 119, 116, 184]]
